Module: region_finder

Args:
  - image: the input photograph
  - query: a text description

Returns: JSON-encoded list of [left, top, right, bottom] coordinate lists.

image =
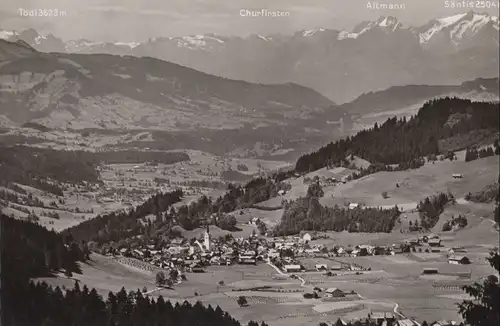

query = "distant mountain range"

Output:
[[0, 39, 343, 157], [1, 12, 498, 103], [0, 39, 338, 129], [341, 77, 500, 116]]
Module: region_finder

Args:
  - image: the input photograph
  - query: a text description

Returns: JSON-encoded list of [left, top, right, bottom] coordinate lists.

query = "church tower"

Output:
[[204, 224, 211, 251]]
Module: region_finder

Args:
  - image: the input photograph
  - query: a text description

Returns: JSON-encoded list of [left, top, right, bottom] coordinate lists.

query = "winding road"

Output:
[[267, 261, 405, 318], [357, 294, 405, 318], [266, 261, 308, 287]]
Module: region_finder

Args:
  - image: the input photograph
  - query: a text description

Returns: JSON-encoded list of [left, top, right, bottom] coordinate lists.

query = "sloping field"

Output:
[[431, 200, 497, 234], [258, 166, 357, 208], [436, 210, 499, 248], [38, 254, 157, 298], [319, 155, 499, 208], [232, 208, 284, 225]]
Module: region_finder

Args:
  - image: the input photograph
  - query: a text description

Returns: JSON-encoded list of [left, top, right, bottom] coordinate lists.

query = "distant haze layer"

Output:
[[1, 0, 499, 41]]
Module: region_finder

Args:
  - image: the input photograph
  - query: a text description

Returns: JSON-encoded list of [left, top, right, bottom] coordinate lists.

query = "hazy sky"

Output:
[[1, 0, 498, 41]]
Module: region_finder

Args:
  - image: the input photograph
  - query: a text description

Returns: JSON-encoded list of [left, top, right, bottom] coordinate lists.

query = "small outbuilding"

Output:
[[448, 255, 470, 265], [348, 203, 359, 209], [315, 264, 328, 271], [422, 268, 439, 275], [428, 238, 442, 247], [325, 287, 345, 298], [283, 264, 302, 273], [302, 233, 312, 242]]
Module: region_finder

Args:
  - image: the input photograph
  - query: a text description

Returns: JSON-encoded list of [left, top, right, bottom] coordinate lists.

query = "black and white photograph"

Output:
[[0, 0, 499, 325]]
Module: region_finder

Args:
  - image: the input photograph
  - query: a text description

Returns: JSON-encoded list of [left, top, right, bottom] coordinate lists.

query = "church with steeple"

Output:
[[204, 224, 211, 251]]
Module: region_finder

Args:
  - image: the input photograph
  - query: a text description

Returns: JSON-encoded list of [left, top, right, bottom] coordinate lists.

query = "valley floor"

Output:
[[31, 151, 500, 325]]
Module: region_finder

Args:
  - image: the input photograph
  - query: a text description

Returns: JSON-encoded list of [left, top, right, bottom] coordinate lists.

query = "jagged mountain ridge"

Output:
[[1, 12, 498, 103]]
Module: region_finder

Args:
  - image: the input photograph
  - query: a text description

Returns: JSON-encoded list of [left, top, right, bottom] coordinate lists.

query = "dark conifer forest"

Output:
[[62, 176, 292, 250], [63, 189, 184, 245], [0, 214, 267, 326], [295, 98, 499, 173], [464, 141, 499, 162], [417, 192, 455, 230], [0, 145, 189, 195], [276, 197, 400, 235]]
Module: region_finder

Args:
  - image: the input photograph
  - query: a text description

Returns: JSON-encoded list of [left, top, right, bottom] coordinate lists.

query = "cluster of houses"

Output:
[[323, 312, 464, 326], [403, 234, 472, 265], [109, 230, 382, 276], [302, 174, 350, 188], [367, 314, 464, 326], [109, 227, 274, 274], [404, 233, 442, 247], [107, 227, 471, 283]]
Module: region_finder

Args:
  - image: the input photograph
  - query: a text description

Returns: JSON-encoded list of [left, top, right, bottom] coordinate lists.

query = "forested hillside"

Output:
[[296, 98, 499, 173], [63, 189, 184, 245], [0, 214, 267, 326], [0, 145, 189, 195], [276, 196, 400, 236], [63, 176, 292, 250], [0, 145, 100, 195], [1, 215, 86, 282]]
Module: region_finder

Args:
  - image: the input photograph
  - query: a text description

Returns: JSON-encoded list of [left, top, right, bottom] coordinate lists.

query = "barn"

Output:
[[422, 268, 439, 275], [315, 264, 328, 271], [428, 238, 442, 247], [448, 256, 470, 265], [283, 264, 302, 273], [325, 288, 345, 298]]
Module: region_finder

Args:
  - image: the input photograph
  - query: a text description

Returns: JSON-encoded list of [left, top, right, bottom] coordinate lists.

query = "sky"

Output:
[[0, 0, 498, 41]]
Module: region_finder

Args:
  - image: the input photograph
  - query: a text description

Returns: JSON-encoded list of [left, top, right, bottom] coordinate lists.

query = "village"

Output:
[[3, 144, 496, 326], [87, 219, 486, 326], [105, 221, 473, 285]]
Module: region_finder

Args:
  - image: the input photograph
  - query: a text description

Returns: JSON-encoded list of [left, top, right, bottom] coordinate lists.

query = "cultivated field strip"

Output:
[[230, 295, 302, 305], [277, 304, 366, 319], [432, 282, 472, 291], [114, 257, 163, 273]]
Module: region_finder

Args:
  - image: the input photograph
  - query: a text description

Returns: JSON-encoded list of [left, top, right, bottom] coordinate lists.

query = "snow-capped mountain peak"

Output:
[[338, 16, 402, 40], [4, 11, 497, 64], [378, 16, 402, 30], [302, 28, 326, 37], [34, 35, 47, 45], [256, 34, 270, 42], [166, 34, 227, 50], [114, 42, 140, 49], [419, 12, 498, 44], [0, 30, 18, 40]]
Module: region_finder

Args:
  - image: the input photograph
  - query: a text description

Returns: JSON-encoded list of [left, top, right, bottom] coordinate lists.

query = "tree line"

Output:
[[174, 177, 291, 231], [465, 142, 499, 162], [465, 183, 499, 203], [63, 189, 184, 245], [295, 98, 499, 174], [418, 192, 455, 230], [275, 197, 400, 236], [0, 145, 100, 195], [62, 175, 292, 251], [442, 214, 468, 231], [0, 145, 189, 196], [8, 282, 263, 326], [1, 214, 268, 326]]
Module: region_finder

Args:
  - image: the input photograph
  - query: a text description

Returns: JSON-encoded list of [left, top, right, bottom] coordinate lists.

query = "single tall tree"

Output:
[[155, 271, 166, 287], [457, 250, 500, 326]]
